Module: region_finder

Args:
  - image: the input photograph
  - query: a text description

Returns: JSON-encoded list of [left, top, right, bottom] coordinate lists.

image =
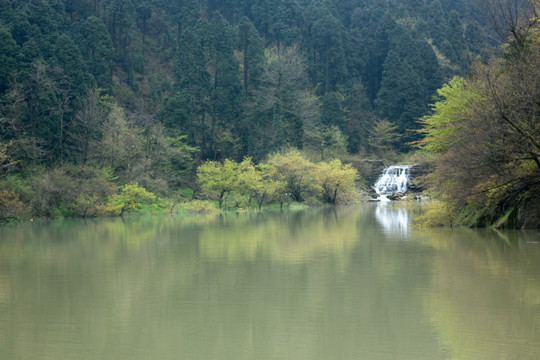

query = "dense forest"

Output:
[[418, 0, 540, 228], [0, 0, 538, 226]]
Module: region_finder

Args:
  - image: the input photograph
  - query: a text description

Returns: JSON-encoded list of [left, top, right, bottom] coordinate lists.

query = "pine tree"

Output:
[[425, 0, 447, 46], [163, 28, 211, 156], [53, 34, 92, 96], [205, 13, 243, 159], [321, 92, 344, 130], [375, 50, 425, 142], [238, 16, 265, 95], [0, 26, 20, 94], [311, 12, 348, 94], [73, 16, 114, 87], [446, 10, 465, 65]]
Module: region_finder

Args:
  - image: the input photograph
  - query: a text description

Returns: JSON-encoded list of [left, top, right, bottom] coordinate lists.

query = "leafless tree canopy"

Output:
[[481, 0, 538, 46]]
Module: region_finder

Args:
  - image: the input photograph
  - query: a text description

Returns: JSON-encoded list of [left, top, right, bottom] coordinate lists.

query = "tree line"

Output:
[[0, 0, 491, 164], [0, 0, 507, 222], [198, 149, 358, 209], [417, 0, 540, 228]]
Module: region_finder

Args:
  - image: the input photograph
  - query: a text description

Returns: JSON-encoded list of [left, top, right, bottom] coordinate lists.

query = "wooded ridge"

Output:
[[1, 0, 538, 227]]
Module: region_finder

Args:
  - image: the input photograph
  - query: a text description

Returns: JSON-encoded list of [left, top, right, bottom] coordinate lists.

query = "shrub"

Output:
[[106, 183, 157, 215], [414, 200, 457, 227], [31, 168, 79, 218], [0, 189, 27, 222], [180, 200, 218, 213]]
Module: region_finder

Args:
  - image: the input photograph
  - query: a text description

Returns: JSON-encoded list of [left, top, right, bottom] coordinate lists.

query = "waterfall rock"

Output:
[[373, 165, 414, 200]]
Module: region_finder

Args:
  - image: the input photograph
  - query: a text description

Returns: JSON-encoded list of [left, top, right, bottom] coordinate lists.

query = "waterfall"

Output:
[[373, 165, 413, 201]]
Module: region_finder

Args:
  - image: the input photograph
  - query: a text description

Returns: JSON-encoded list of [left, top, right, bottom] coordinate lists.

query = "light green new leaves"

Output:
[[417, 77, 484, 153]]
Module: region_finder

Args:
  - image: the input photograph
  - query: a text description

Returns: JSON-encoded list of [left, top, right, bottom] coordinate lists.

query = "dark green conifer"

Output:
[[0, 27, 20, 93], [73, 16, 114, 87], [238, 16, 265, 95]]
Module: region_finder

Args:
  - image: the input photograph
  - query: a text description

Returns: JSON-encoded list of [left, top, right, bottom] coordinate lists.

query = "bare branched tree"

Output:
[[480, 0, 538, 49]]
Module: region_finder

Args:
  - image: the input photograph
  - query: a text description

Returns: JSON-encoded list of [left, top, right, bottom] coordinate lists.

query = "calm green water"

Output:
[[1, 204, 539, 360]]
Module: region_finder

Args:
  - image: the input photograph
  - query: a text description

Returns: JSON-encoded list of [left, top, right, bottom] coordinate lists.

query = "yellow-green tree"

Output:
[[197, 159, 239, 208], [417, 19, 540, 227], [0, 189, 26, 222], [233, 157, 260, 208], [267, 149, 316, 202], [416, 77, 484, 154], [313, 159, 358, 204], [106, 183, 157, 216], [0, 141, 17, 174], [239, 161, 286, 210], [95, 104, 143, 183]]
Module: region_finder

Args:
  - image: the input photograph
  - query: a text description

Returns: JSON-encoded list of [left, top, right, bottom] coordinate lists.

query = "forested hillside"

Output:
[[417, 0, 540, 229], [0, 0, 500, 220]]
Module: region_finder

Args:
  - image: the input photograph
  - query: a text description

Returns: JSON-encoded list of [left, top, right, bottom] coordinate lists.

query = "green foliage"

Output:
[[417, 14, 540, 227], [179, 200, 219, 213], [30, 167, 79, 218], [163, 134, 198, 188], [197, 159, 239, 208], [0, 189, 27, 223], [417, 77, 483, 154], [238, 16, 265, 95], [267, 148, 316, 202], [95, 104, 143, 181], [0, 0, 499, 221], [196, 148, 360, 208], [375, 49, 427, 139], [313, 159, 358, 204], [106, 183, 157, 216], [368, 119, 401, 156], [0, 141, 18, 173], [0, 26, 20, 94], [303, 124, 349, 162], [238, 159, 286, 209], [413, 200, 456, 228]]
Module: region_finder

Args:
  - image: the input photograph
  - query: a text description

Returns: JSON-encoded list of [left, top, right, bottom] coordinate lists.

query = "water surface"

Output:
[[1, 204, 539, 359]]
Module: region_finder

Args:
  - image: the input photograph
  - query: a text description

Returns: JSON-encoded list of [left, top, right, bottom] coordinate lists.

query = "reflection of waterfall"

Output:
[[373, 165, 413, 201], [375, 203, 410, 237]]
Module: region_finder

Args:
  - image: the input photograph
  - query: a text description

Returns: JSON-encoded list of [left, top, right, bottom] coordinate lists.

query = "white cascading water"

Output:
[[373, 165, 413, 201]]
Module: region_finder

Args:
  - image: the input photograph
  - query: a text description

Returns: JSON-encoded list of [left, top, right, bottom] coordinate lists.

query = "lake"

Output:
[[1, 204, 539, 360]]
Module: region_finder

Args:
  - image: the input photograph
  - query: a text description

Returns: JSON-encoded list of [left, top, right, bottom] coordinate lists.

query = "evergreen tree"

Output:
[[206, 13, 243, 159], [73, 16, 114, 87], [310, 12, 348, 94], [175, 0, 201, 38], [53, 34, 92, 96], [425, 0, 447, 46], [104, 0, 136, 60], [321, 92, 344, 130], [352, 8, 396, 102], [391, 30, 442, 107], [136, 1, 152, 44], [465, 21, 485, 55], [375, 50, 425, 142], [163, 28, 211, 156], [238, 16, 265, 95], [446, 10, 465, 65], [0, 26, 20, 94], [342, 80, 375, 153]]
